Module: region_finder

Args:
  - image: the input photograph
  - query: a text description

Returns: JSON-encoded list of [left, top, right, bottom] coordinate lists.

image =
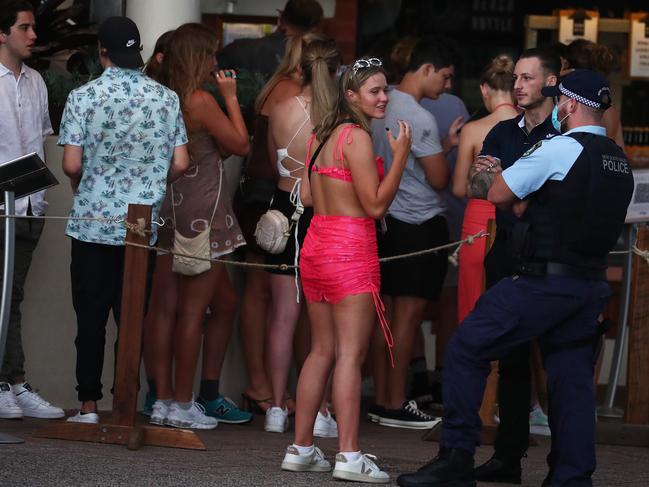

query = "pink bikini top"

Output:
[[307, 124, 385, 182]]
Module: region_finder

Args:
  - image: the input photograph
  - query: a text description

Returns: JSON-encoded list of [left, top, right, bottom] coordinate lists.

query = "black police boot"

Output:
[[473, 454, 522, 484], [397, 448, 476, 487]]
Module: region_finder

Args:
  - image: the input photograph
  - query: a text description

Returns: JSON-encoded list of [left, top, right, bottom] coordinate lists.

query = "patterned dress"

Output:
[[158, 132, 245, 257]]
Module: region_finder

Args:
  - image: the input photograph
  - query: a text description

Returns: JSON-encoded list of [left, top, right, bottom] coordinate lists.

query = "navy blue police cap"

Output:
[[541, 69, 611, 110]]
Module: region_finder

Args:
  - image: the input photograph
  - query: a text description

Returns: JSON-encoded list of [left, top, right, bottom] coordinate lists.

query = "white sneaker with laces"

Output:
[[66, 411, 99, 424], [281, 444, 332, 472], [166, 401, 218, 430], [0, 382, 22, 419], [333, 452, 390, 483], [529, 404, 551, 437], [149, 400, 169, 426], [313, 409, 338, 438], [264, 406, 288, 433], [12, 382, 64, 419]]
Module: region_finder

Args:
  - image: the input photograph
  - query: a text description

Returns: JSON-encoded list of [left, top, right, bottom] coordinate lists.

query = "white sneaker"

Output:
[[66, 411, 99, 424], [0, 382, 23, 419], [281, 444, 332, 472], [149, 400, 169, 426], [313, 409, 338, 438], [12, 383, 64, 419], [264, 406, 288, 433], [333, 452, 390, 484], [530, 404, 551, 437], [166, 401, 218, 430]]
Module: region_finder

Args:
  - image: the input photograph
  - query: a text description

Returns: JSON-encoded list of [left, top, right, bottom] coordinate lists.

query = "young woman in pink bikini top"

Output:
[[284, 58, 412, 482]]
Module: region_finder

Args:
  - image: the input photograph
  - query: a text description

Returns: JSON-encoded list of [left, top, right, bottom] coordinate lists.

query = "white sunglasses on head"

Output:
[[351, 57, 382, 75]]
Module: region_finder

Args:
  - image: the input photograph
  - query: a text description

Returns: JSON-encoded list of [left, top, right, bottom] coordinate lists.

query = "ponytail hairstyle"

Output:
[[480, 54, 514, 92], [254, 31, 328, 114], [300, 37, 341, 126], [315, 57, 386, 141], [159, 23, 217, 116]]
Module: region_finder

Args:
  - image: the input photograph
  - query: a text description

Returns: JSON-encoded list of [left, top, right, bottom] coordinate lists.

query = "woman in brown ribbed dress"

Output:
[[143, 23, 249, 429]]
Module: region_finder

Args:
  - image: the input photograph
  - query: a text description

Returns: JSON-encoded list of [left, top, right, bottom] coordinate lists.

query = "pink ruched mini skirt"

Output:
[[300, 214, 394, 364], [300, 215, 380, 303]]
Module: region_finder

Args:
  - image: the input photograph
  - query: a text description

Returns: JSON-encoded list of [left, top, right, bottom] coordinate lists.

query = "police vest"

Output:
[[515, 132, 634, 274]]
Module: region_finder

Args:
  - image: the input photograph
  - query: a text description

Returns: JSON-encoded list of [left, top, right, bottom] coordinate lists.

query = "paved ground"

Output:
[[1, 413, 648, 486]]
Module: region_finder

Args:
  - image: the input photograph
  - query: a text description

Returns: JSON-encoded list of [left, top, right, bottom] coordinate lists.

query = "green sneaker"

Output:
[[141, 392, 156, 417], [198, 395, 253, 424]]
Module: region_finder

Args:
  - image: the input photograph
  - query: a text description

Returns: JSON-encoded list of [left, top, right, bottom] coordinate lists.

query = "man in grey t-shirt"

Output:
[[370, 39, 462, 430]]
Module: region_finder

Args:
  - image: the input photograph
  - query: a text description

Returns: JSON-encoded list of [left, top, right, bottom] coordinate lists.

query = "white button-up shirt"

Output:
[[0, 61, 53, 216]]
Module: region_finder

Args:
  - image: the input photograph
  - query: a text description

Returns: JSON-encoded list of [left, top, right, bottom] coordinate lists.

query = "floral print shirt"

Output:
[[58, 66, 187, 245]]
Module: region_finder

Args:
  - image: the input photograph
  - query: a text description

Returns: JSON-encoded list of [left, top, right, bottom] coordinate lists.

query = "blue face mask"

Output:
[[551, 99, 571, 132]]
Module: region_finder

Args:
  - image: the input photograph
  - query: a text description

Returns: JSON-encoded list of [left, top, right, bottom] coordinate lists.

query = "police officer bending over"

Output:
[[397, 69, 634, 487]]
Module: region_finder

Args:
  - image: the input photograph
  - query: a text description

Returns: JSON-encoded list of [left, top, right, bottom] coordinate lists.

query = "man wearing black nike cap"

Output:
[[58, 16, 189, 423], [397, 69, 634, 487], [97, 16, 144, 70]]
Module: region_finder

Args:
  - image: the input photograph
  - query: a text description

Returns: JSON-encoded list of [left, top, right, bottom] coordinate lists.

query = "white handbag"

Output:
[[254, 205, 303, 255], [170, 164, 222, 276]]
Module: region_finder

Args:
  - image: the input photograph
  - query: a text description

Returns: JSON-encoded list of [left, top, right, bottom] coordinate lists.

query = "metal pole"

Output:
[[0, 191, 24, 444], [598, 223, 636, 419], [0, 191, 25, 445]]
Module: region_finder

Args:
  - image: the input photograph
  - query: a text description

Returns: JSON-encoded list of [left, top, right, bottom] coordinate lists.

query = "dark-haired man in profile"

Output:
[[0, 0, 64, 420], [473, 48, 561, 485], [370, 39, 463, 430]]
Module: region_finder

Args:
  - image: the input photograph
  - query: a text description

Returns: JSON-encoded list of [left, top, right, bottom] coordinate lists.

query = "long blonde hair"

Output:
[[300, 37, 340, 126], [160, 23, 217, 115], [315, 59, 386, 141], [254, 31, 327, 114]]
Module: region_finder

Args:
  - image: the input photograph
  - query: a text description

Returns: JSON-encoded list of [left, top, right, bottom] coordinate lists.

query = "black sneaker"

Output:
[[378, 400, 441, 429], [473, 454, 522, 484], [397, 448, 476, 487], [367, 404, 385, 423]]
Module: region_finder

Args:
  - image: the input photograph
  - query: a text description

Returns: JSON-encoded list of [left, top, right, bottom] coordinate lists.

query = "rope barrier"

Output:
[[124, 230, 490, 271], [0, 210, 489, 271], [3, 211, 648, 272], [123, 218, 151, 237], [0, 214, 123, 222]]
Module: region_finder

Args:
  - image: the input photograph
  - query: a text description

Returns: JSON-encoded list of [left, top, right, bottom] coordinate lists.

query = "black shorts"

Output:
[[379, 214, 449, 299], [265, 188, 313, 276]]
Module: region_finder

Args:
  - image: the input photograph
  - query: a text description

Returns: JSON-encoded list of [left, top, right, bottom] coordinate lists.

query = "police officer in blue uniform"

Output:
[[397, 69, 634, 487]]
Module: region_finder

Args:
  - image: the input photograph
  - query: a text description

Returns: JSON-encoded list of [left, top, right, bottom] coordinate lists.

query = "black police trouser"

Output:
[[484, 230, 531, 459]]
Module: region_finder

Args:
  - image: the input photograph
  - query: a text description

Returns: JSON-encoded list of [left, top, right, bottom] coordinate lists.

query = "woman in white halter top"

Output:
[[263, 38, 341, 434]]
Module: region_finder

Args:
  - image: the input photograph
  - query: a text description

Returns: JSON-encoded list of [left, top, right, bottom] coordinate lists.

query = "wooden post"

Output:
[[112, 204, 151, 426], [36, 204, 205, 450], [625, 225, 649, 424]]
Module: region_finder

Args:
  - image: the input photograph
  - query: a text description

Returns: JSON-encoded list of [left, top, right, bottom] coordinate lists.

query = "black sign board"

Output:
[[0, 153, 59, 205]]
